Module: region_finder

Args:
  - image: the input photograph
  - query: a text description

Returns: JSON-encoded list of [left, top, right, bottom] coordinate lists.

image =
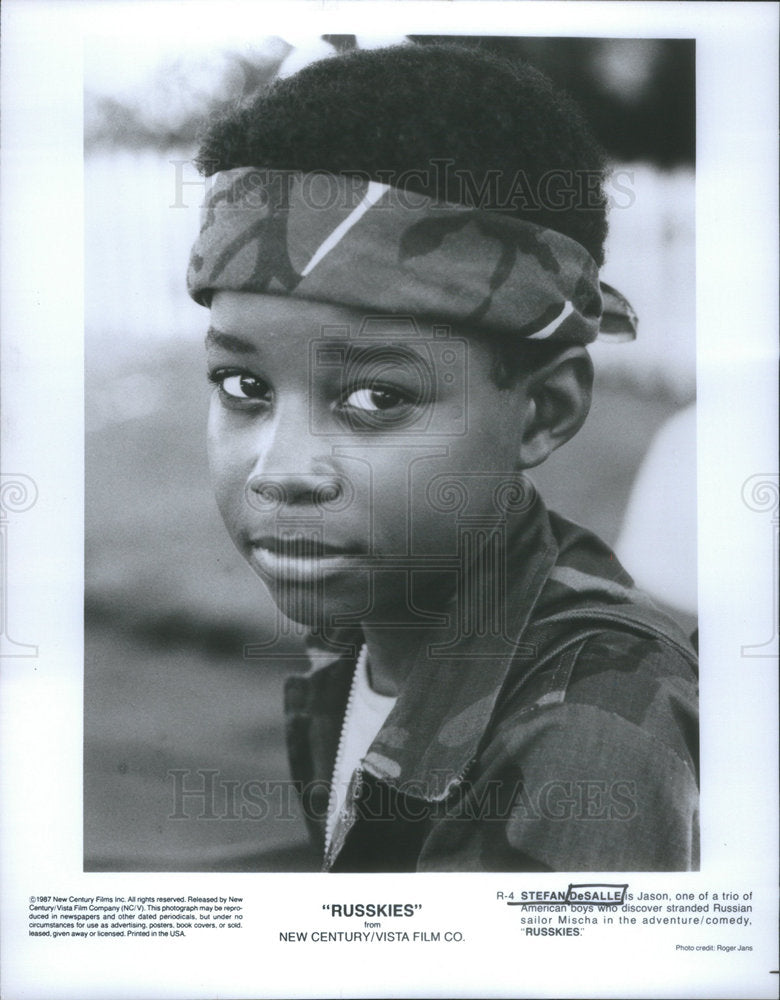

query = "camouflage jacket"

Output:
[[284, 497, 699, 872]]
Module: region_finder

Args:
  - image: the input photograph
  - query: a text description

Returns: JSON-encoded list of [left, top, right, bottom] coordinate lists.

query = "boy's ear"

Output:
[[515, 346, 593, 469]]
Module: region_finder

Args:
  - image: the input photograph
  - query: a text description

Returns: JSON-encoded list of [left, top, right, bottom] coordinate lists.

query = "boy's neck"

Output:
[[356, 567, 461, 696], [361, 624, 428, 697], [356, 517, 532, 696]]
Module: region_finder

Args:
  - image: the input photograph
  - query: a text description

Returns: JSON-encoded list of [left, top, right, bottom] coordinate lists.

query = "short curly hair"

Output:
[[196, 42, 610, 265]]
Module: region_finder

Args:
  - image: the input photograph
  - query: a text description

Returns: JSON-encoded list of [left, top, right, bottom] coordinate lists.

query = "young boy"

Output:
[[187, 43, 698, 871]]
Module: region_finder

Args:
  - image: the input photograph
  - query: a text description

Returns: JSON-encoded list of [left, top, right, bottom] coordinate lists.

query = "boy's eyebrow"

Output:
[[204, 327, 257, 353]]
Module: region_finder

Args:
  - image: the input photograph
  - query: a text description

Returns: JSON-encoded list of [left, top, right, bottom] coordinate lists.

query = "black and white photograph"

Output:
[[84, 31, 699, 875], [1, 2, 777, 998]]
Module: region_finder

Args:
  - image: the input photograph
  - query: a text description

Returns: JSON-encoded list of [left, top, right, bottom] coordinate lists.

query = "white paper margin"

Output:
[[1, 3, 778, 998]]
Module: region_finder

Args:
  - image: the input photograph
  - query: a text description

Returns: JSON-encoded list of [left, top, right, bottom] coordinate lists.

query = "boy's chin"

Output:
[[261, 568, 457, 634], [260, 575, 372, 631]]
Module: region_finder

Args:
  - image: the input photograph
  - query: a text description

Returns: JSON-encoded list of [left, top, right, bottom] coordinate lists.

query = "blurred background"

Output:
[[84, 34, 696, 871]]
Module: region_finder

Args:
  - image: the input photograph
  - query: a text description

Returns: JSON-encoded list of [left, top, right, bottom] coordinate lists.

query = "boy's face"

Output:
[[206, 292, 535, 627]]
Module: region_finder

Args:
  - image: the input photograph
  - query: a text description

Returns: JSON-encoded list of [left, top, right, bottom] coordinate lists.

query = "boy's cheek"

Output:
[[210, 477, 246, 552], [207, 408, 249, 489], [205, 404, 225, 479], [206, 434, 248, 547]]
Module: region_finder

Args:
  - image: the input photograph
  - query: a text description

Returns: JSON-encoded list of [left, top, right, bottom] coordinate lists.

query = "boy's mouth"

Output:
[[249, 535, 364, 582]]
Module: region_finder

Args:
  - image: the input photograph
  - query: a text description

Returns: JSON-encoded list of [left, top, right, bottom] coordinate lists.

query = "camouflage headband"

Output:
[[187, 167, 637, 344]]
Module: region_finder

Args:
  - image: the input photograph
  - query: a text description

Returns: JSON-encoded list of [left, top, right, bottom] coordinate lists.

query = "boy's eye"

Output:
[[338, 383, 425, 431], [210, 369, 271, 402], [342, 387, 408, 412]]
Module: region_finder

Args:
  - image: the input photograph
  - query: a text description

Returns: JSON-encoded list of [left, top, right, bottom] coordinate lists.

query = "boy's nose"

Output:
[[247, 471, 345, 511], [246, 408, 345, 511]]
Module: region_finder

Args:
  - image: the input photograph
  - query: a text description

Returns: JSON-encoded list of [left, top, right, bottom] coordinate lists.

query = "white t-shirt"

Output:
[[325, 645, 396, 853]]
